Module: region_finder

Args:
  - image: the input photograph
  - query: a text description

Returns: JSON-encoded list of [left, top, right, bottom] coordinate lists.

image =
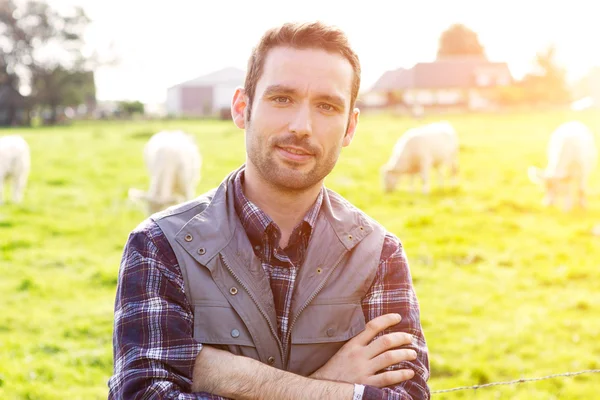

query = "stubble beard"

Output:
[[245, 123, 342, 193]]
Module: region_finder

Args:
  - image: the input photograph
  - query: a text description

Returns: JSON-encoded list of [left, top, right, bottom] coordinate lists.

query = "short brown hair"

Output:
[[244, 21, 361, 120]]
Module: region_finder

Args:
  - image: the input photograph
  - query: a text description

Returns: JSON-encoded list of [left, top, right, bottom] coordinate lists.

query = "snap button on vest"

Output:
[[348, 235, 353, 240], [326, 328, 335, 337], [267, 356, 275, 365], [184, 234, 193, 242], [197, 248, 206, 255], [229, 287, 238, 295], [231, 329, 240, 338]]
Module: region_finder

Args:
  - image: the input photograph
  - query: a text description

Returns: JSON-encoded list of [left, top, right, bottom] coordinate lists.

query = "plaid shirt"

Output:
[[108, 173, 430, 400], [233, 171, 323, 348]]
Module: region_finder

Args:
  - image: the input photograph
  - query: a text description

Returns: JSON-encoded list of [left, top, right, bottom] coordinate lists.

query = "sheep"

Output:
[[527, 120, 597, 211], [128, 130, 202, 214], [0, 135, 30, 204], [380, 121, 459, 194]]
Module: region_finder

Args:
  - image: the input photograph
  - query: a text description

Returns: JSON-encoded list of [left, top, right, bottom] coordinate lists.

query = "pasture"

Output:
[[1, 109, 599, 399]]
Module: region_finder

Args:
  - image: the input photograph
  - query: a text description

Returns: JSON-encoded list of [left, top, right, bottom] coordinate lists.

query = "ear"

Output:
[[342, 108, 360, 147], [527, 166, 545, 185], [231, 87, 249, 129]]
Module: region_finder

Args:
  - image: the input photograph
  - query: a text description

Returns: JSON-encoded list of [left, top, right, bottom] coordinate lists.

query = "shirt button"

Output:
[[184, 234, 193, 242], [197, 248, 206, 255], [326, 328, 335, 337], [231, 329, 240, 338], [267, 356, 275, 365], [229, 287, 238, 295]]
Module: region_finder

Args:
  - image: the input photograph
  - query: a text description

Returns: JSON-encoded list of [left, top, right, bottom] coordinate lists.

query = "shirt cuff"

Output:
[[353, 384, 365, 400]]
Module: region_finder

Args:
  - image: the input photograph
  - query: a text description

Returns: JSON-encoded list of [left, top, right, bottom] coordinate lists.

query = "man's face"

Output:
[[233, 46, 358, 191]]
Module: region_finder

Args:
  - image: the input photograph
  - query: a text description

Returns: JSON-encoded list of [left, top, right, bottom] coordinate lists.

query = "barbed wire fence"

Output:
[[431, 368, 600, 396]]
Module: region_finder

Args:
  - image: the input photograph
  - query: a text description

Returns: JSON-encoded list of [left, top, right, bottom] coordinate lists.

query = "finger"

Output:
[[370, 349, 417, 373], [365, 332, 414, 359], [353, 313, 402, 345], [364, 369, 415, 388]]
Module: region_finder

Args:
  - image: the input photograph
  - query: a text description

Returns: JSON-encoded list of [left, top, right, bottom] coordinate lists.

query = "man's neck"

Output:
[[243, 164, 322, 248]]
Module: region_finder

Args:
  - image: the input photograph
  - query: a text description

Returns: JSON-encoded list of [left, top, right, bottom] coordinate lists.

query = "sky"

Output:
[[48, 0, 600, 105]]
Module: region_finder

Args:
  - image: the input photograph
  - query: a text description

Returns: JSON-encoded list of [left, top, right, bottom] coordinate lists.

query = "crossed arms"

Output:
[[108, 222, 430, 399], [192, 314, 421, 400]]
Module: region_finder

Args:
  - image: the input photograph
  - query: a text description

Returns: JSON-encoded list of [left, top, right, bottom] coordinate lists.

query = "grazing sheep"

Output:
[[528, 120, 597, 211], [129, 130, 202, 214], [0, 135, 30, 204], [380, 121, 459, 194]]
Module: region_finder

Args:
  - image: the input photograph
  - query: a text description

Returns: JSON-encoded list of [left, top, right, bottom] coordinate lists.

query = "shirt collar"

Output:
[[233, 168, 323, 247]]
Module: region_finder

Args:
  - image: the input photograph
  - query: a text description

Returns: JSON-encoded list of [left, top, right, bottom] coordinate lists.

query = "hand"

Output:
[[309, 313, 417, 388]]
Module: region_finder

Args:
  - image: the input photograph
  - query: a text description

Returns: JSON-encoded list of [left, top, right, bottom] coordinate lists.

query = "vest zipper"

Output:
[[220, 253, 285, 362], [283, 252, 347, 369]]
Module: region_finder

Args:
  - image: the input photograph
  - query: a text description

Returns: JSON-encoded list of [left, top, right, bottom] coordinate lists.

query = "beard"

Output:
[[245, 122, 343, 192]]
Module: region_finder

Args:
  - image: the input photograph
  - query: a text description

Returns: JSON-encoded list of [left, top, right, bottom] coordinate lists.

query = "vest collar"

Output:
[[174, 165, 374, 266]]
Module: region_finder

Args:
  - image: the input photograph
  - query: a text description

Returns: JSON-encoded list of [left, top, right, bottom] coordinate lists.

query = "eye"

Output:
[[273, 96, 290, 104], [319, 103, 335, 111]]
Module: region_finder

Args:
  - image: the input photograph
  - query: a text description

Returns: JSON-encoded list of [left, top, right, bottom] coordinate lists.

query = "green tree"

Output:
[[118, 100, 145, 117], [437, 24, 486, 59], [0, 0, 112, 123], [521, 45, 570, 105], [32, 67, 95, 123]]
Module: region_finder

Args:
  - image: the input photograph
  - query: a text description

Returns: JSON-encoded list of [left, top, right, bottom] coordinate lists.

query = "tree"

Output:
[[437, 24, 486, 59], [117, 100, 145, 117], [520, 45, 570, 105], [0, 0, 113, 123], [32, 67, 96, 123]]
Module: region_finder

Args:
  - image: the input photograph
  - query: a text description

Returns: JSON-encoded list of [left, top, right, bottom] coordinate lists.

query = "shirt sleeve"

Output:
[[107, 219, 230, 400], [360, 233, 431, 400]]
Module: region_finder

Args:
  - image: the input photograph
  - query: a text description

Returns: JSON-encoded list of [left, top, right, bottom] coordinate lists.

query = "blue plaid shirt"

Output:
[[108, 174, 430, 399]]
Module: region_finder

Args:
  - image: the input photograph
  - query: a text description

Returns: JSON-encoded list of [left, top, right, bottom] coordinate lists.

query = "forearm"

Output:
[[245, 362, 354, 400], [192, 348, 354, 400]]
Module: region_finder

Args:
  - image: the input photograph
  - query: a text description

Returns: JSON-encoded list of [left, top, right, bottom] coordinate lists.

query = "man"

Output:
[[109, 21, 430, 399]]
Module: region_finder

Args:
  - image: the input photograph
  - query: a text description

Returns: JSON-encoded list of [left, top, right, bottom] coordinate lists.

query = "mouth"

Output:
[[279, 146, 312, 155], [276, 146, 314, 162]]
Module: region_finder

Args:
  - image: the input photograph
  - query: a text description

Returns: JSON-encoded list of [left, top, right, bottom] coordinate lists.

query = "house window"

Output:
[[415, 90, 434, 105], [497, 74, 510, 85], [436, 90, 461, 104], [477, 74, 490, 86], [403, 91, 415, 105]]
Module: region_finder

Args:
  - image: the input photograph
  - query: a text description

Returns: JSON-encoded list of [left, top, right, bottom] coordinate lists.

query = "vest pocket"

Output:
[[288, 302, 365, 376], [193, 305, 259, 359]]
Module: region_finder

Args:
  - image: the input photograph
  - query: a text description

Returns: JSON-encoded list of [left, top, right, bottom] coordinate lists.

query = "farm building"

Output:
[[165, 67, 245, 118], [362, 56, 512, 111]]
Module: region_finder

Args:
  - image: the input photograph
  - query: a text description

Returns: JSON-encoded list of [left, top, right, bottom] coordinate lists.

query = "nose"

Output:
[[288, 102, 312, 138]]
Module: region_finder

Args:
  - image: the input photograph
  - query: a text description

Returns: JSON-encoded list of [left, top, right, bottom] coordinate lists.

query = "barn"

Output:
[[165, 67, 245, 118]]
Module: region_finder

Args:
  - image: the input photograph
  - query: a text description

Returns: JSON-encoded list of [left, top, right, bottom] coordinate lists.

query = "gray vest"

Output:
[[153, 167, 386, 376]]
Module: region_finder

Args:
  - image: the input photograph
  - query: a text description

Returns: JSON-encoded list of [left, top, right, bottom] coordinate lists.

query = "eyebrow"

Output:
[[263, 84, 346, 109]]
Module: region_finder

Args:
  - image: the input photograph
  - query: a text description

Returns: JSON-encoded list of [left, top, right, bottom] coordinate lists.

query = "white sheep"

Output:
[[129, 130, 202, 214], [0, 135, 30, 204], [380, 121, 459, 194], [528, 120, 597, 211]]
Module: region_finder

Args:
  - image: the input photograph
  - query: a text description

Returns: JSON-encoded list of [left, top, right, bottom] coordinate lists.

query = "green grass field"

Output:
[[1, 109, 599, 399]]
